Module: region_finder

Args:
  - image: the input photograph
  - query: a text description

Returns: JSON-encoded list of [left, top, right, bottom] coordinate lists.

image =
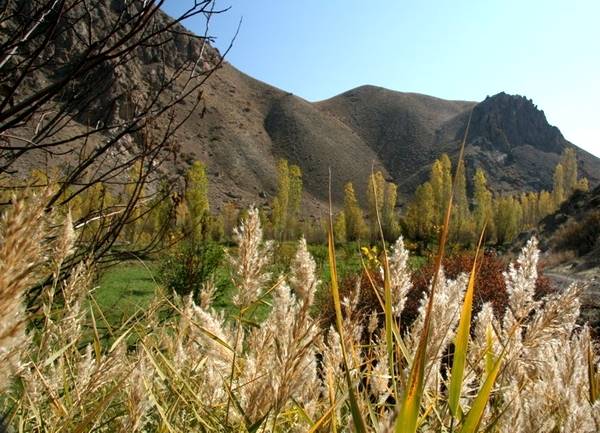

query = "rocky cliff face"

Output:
[[467, 92, 565, 154]]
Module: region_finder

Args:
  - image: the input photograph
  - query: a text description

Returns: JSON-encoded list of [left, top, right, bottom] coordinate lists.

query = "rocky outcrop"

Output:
[[466, 92, 565, 154]]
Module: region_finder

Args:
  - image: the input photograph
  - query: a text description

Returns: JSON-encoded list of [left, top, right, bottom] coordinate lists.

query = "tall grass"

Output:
[[1, 191, 599, 432]]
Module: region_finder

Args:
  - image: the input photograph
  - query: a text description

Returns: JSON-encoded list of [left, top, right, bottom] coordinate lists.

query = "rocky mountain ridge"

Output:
[[8, 1, 600, 218]]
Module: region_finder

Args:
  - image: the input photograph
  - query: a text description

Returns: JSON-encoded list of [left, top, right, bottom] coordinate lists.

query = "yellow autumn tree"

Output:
[[343, 182, 368, 241]]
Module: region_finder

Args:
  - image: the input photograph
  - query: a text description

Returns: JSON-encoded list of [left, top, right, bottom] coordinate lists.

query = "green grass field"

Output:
[[94, 260, 160, 327], [93, 243, 426, 330]]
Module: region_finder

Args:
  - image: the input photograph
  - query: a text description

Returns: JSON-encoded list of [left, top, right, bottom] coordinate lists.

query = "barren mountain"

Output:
[[7, 1, 600, 218]]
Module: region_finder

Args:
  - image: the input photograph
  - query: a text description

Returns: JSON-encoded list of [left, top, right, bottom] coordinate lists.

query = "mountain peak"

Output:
[[468, 92, 565, 154]]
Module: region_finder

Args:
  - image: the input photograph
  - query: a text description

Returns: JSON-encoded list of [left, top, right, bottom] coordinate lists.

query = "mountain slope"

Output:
[[8, 1, 600, 218]]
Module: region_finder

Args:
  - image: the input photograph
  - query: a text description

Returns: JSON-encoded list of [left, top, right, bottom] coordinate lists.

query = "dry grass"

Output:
[[1, 193, 600, 432]]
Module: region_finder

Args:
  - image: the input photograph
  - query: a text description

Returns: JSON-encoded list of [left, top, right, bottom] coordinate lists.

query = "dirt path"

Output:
[[545, 265, 600, 332]]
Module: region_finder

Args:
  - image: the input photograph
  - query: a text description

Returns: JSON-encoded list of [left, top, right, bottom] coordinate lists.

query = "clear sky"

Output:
[[163, 0, 600, 157]]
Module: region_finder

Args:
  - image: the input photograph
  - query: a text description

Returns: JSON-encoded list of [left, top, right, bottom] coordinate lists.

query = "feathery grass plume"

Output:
[[504, 237, 540, 322], [471, 302, 499, 375], [189, 303, 237, 405], [59, 261, 93, 343], [240, 242, 321, 425], [199, 276, 218, 309], [119, 352, 152, 433], [3, 187, 600, 432], [367, 331, 393, 404], [52, 209, 76, 277], [289, 237, 319, 311], [524, 282, 581, 349], [388, 236, 412, 317], [229, 206, 273, 307], [408, 270, 467, 394], [0, 193, 47, 392]]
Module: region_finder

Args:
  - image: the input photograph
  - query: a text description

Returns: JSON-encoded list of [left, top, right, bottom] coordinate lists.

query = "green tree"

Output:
[[561, 148, 578, 195], [271, 160, 303, 239], [287, 164, 303, 235], [405, 181, 435, 240], [272, 159, 290, 237], [333, 212, 347, 243], [473, 168, 494, 240], [185, 161, 210, 238], [343, 182, 368, 241], [430, 154, 453, 225], [451, 158, 473, 244], [494, 195, 522, 244], [383, 182, 400, 241], [552, 162, 565, 207]]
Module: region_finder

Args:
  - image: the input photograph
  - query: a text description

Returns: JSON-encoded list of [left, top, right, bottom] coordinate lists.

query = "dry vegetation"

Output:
[[1, 192, 600, 432]]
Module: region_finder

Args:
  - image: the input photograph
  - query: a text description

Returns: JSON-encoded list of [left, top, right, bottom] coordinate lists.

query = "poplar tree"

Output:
[[576, 177, 589, 192], [561, 148, 578, 195], [221, 202, 239, 240], [334, 212, 347, 243], [494, 195, 523, 244], [272, 159, 290, 237], [451, 158, 473, 243], [288, 164, 303, 233], [473, 168, 494, 239], [520, 192, 539, 229], [430, 154, 452, 224], [367, 171, 386, 236], [552, 163, 565, 207], [538, 190, 555, 219], [405, 181, 435, 240], [343, 182, 368, 241], [185, 160, 210, 239], [271, 160, 303, 239], [383, 182, 400, 241], [123, 160, 145, 244]]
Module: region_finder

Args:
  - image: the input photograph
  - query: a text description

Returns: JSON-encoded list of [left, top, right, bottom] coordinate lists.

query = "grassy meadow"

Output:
[[1, 189, 600, 433]]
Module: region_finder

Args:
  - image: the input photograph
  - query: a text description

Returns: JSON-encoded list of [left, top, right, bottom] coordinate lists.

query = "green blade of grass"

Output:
[[457, 350, 504, 433], [485, 323, 495, 376], [369, 166, 398, 395], [327, 168, 367, 433], [395, 110, 473, 433], [448, 226, 486, 418], [588, 340, 599, 403]]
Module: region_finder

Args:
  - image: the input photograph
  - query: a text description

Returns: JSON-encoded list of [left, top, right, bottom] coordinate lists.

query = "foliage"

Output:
[[184, 161, 210, 239], [473, 168, 494, 238], [405, 181, 436, 241], [409, 250, 556, 323], [157, 240, 224, 299], [366, 171, 400, 241], [343, 181, 368, 241], [271, 159, 303, 240], [0, 0, 224, 286], [2, 193, 599, 433], [553, 210, 600, 256]]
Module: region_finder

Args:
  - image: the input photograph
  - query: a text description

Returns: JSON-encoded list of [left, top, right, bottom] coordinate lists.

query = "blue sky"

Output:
[[163, 1, 600, 157]]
